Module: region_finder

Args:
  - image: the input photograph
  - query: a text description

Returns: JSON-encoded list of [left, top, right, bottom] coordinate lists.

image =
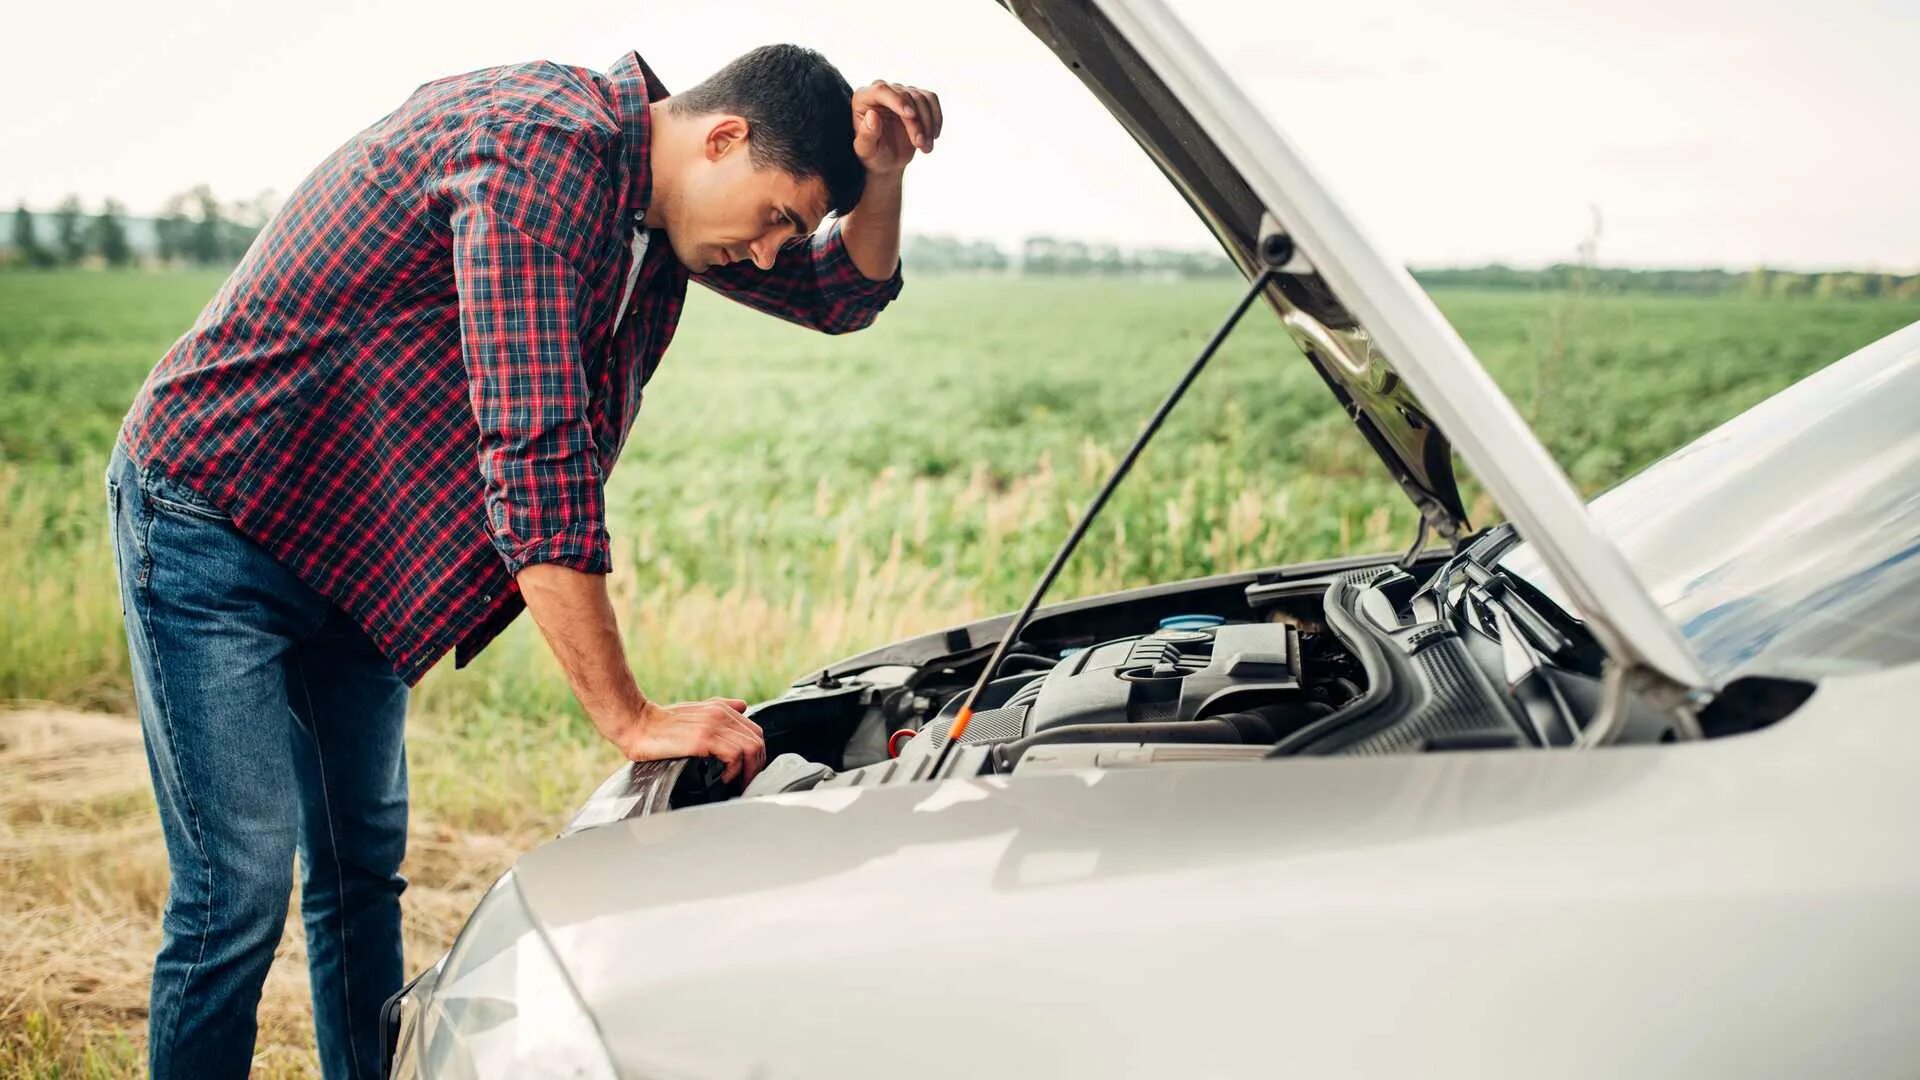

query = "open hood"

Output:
[[998, 0, 1713, 694]]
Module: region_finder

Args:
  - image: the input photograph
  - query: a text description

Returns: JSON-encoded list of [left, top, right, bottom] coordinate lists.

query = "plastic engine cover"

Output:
[[1018, 622, 1301, 733]]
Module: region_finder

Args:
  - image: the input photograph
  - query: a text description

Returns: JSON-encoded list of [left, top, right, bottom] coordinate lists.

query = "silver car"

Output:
[[385, 1, 1920, 1076]]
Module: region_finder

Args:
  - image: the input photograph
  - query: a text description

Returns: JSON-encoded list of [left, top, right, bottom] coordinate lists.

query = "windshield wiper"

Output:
[[1486, 600, 1579, 747], [1459, 559, 1576, 663], [1417, 526, 1586, 745]]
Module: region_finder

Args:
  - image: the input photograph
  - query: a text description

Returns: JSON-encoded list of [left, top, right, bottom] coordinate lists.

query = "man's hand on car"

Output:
[[604, 697, 767, 784], [516, 563, 767, 784]]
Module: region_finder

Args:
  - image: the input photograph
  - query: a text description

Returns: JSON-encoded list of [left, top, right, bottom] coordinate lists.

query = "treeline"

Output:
[[905, 236, 1918, 297], [906, 234, 1239, 279], [3, 187, 276, 270], [1409, 263, 1920, 300], [7, 197, 134, 268], [10, 208, 1916, 298]]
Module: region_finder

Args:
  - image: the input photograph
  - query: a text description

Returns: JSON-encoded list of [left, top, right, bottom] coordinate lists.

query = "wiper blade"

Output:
[[1460, 560, 1575, 661], [1487, 601, 1579, 747]]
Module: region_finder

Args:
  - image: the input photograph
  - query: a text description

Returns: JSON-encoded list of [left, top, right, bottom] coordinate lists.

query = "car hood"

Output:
[[1000, 0, 1710, 692], [509, 664, 1920, 1077]]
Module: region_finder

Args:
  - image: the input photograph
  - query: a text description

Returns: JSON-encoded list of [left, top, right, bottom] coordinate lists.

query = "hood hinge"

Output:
[[1579, 661, 1709, 747]]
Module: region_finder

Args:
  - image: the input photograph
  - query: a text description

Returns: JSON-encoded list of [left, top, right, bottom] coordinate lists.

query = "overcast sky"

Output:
[[5, 0, 1915, 269]]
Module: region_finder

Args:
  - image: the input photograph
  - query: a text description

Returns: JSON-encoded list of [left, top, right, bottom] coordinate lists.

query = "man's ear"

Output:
[[704, 115, 750, 162]]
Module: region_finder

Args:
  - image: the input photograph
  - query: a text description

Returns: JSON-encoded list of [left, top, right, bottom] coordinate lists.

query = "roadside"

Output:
[[0, 707, 540, 1077]]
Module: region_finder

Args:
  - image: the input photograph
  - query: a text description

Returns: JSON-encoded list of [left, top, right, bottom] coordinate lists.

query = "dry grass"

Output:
[[0, 707, 543, 1077]]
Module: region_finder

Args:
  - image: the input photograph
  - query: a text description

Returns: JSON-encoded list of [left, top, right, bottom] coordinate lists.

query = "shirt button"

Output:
[[481, 592, 493, 602]]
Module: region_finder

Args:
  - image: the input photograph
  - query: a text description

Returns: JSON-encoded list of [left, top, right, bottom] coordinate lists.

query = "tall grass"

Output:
[[0, 459, 129, 711]]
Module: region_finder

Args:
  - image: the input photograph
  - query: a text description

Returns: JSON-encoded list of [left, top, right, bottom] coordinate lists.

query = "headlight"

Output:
[[416, 872, 617, 1080]]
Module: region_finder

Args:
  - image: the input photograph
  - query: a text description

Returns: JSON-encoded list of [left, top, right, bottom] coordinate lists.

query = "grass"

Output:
[[2, 267, 1917, 1073]]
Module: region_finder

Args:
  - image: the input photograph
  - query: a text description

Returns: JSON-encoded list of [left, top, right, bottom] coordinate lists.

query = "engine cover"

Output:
[[813, 622, 1306, 789], [1018, 621, 1301, 732]]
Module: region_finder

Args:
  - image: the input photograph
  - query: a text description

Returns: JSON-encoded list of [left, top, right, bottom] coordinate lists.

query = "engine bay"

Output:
[[563, 534, 1811, 831]]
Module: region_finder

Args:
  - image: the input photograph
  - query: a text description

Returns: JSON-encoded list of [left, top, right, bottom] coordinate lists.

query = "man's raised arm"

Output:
[[694, 78, 940, 333]]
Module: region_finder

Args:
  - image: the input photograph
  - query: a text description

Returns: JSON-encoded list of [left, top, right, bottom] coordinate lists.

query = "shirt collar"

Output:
[[604, 50, 672, 229]]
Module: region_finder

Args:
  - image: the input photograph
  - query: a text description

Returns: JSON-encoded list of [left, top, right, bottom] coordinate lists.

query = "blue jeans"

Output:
[[107, 441, 409, 1080]]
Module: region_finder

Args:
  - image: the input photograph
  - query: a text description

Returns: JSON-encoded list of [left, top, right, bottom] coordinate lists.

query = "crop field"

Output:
[[3, 267, 1916, 1073]]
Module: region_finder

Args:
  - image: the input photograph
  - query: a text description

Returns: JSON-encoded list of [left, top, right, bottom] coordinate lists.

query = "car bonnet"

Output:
[[998, 0, 1711, 692]]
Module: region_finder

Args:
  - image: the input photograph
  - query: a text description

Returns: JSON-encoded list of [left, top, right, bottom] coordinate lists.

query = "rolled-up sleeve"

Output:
[[694, 216, 904, 334], [433, 121, 613, 576]]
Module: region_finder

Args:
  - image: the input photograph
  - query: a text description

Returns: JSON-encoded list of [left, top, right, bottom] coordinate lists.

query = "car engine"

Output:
[[563, 541, 1808, 833], [814, 617, 1328, 788]]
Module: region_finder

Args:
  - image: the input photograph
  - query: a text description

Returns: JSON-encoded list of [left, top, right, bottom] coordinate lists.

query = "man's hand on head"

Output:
[[852, 80, 943, 176]]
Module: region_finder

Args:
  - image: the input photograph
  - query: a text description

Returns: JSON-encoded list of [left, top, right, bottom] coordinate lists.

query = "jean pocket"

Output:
[[144, 491, 232, 523], [140, 468, 233, 524], [106, 477, 137, 615]]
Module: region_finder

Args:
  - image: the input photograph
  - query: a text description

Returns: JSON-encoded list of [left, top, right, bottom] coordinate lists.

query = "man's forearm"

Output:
[[516, 561, 769, 780], [840, 169, 902, 282], [516, 562, 645, 729]]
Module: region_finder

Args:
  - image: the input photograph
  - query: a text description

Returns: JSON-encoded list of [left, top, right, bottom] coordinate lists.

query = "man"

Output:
[[106, 43, 938, 1078]]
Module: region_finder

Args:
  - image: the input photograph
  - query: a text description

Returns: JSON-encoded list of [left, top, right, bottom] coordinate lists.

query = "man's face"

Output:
[[659, 116, 832, 274]]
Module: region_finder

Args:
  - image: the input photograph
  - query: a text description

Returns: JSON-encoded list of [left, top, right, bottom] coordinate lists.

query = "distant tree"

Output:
[[188, 184, 224, 266], [53, 195, 88, 265], [1769, 271, 1811, 299], [10, 203, 54, 268], [222, 189, 277, 261], [1816, 273, 1868, 301], [1022, 235, 1096, 275], [156, 194, 191, 266], [1021, 235, 1058, 274], [90, 198, 132, 267], [964, 239, 1010, 272], [903, 234, 1012, 274]]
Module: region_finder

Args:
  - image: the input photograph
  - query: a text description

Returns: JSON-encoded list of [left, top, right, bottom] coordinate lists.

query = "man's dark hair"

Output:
[[668, 44, 865, 216]]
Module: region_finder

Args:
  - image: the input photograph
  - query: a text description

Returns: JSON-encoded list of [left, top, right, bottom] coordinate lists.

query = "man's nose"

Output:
[[748, 234, 780, 271]]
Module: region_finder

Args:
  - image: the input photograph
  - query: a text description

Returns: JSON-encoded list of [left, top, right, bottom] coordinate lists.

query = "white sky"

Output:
[[4, 0, 1915, 269]]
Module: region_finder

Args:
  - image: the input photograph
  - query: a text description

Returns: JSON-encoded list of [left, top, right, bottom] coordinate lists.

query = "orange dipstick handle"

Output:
[[946, 706, 974, 746]]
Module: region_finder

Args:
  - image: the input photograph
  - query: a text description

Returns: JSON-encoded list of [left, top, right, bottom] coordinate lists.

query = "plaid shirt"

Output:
[[120, 51, 904, 684]]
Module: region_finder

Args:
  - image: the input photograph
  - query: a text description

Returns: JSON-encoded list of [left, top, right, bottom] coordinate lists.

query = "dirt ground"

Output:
[[0, 707, 539, 1076]]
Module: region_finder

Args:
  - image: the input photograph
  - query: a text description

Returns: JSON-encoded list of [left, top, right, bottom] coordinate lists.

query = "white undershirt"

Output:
[[613, 225, 650, 336]]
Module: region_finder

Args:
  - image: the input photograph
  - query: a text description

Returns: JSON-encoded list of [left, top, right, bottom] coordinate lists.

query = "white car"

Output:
[[385, 1, 1920, 1076]]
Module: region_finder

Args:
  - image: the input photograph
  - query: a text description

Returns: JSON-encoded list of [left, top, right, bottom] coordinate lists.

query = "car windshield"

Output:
[[1500, 320, 1920, 684]]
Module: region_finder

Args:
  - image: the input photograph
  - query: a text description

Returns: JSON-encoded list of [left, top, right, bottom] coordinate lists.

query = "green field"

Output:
[[8, 271, 1918, 715], [3, 268, 1917, 1072]]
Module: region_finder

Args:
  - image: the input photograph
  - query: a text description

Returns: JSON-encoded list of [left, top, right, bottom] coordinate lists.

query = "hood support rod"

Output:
[[932, 250, 1286, 775], [1397, 516, 1431, 570]]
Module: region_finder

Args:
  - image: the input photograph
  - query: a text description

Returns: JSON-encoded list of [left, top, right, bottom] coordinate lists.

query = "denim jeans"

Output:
[[106, 441, 409, 1080]]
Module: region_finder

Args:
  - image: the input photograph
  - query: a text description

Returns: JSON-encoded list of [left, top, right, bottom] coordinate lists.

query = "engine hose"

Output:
[[996, 652, 1059, 675]]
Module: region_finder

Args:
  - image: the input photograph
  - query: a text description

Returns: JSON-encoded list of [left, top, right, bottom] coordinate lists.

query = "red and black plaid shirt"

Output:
[[120, 50, 904, 684]]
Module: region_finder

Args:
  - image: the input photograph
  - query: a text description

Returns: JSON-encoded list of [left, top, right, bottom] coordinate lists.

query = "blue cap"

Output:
[[1157, 614, 1225, 630]]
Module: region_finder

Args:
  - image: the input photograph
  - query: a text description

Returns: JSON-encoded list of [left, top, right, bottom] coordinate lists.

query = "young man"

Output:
[[106, 44, 938, 1079]]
